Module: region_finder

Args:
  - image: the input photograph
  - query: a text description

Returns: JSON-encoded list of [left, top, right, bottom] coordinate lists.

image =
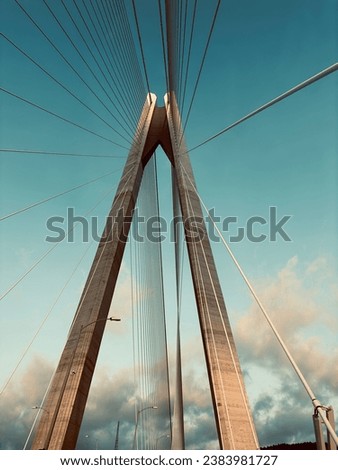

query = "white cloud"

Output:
[[1, 256, 336, 450], [305, 256, 328, 275], [235, 255, 338, 446], [0, 357, 53, 450]]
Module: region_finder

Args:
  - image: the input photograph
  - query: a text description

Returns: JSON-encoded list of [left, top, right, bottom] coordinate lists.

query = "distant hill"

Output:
[[261, 442, 317, 450]]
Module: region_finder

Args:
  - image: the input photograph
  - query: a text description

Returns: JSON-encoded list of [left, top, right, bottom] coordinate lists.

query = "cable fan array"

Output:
[[130, 156, 172, 450]]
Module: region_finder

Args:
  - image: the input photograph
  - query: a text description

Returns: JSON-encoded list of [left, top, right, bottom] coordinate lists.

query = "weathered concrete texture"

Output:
[[31, 94, 158, 449], [165, 94, 259, 450]]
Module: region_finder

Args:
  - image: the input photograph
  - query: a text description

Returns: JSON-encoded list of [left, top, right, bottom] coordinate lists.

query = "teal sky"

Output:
[[0, 0, 337, 450]]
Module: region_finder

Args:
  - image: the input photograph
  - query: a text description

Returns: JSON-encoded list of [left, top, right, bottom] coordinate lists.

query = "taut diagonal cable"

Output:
[[188, 63, 338, 154]]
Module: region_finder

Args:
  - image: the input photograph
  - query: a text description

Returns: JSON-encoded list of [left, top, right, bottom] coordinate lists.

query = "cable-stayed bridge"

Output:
[[0, 0, 337, 450]]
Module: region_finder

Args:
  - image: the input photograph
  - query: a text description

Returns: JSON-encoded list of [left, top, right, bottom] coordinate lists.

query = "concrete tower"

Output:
[[31, 94, 258, 450]]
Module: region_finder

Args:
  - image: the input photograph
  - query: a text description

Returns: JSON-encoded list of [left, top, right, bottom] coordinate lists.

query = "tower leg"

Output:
[[31, 94, 157, 449], [327, 407, 337, 450], [165, 94, 259, 450], [313, 413, 326, 450]]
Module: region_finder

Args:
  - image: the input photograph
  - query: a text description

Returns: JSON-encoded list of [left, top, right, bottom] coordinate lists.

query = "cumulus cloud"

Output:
[[80, 357, 218, 450], [181, 369, 218, 450], [235, 255, 338, 446], [0, 353, 218, 450], [305, 256, 328, 275], [77, 367, 137, 450], [0, 357, 53, 450], [1, 256, 336, 450]]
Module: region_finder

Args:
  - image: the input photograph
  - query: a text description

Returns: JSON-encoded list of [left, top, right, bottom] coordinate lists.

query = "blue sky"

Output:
[[0, 0, 337, 450]]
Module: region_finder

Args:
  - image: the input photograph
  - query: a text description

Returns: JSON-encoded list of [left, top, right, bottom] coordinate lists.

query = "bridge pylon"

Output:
[[31, 93, 259, 450]]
